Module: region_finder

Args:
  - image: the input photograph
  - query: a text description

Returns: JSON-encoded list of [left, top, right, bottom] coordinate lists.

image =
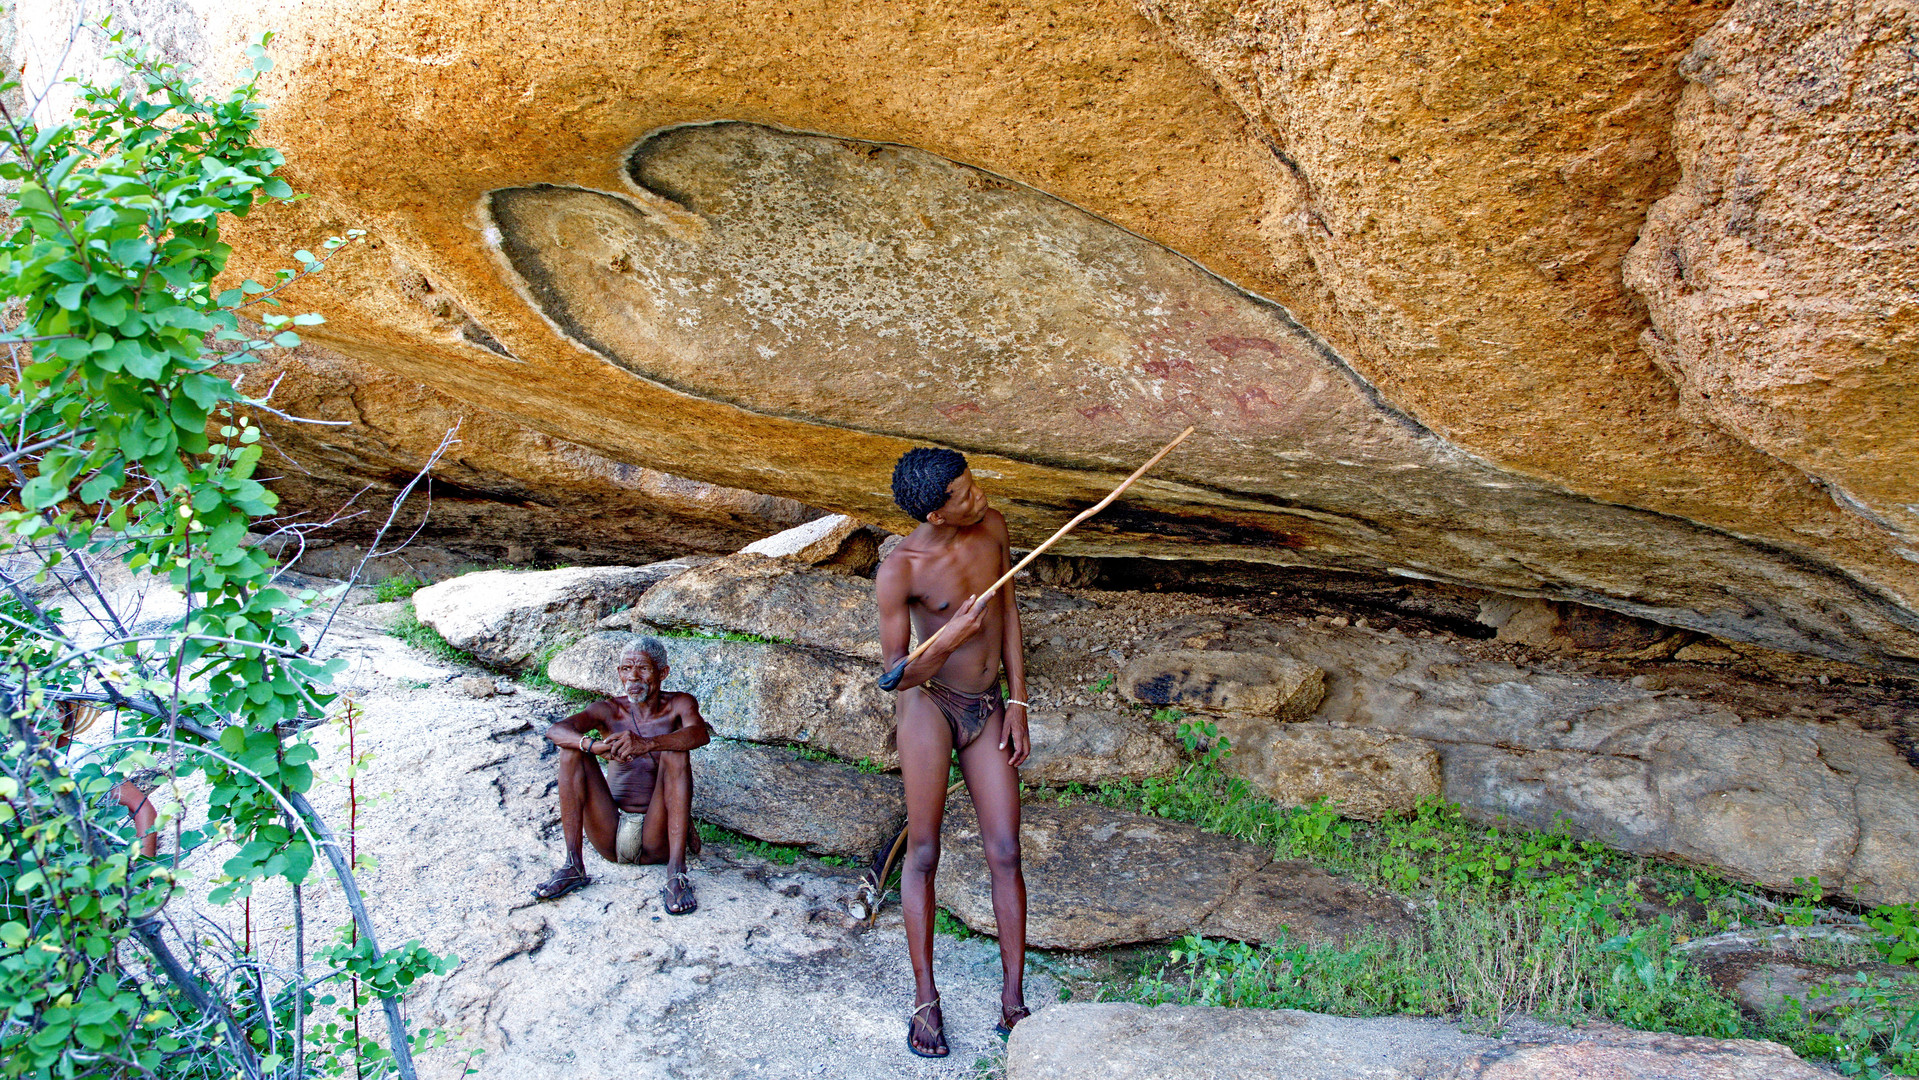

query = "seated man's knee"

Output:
[[658, 749, 691, 777]]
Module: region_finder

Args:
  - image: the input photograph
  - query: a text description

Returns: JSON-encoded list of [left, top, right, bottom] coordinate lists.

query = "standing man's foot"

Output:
[[995, 1001, 1031, 1038], [662, 871, 698, 915], [907, 996, 948, 1058], [532, 863, 590, 902]]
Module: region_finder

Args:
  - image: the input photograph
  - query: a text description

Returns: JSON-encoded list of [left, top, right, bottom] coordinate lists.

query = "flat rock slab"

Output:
[[736, 513, 880, 574], [938, 798, 1402, 949], [1007, 1005, 1835, 1080], [1022, 708, 1182, 785], [1007, 1003, 1497, 1079], [1197, 859, 1414, 944], [550, 632, 898, 766], [1123, 649, 1325, 719], [694, 738, 904, 856], [1215, 720, 1443, 821], [1690, 947, 1911, 1021], [1471, 1026, 1839, 1079], [413, 561, 705, 669], [637, 554, 882, 661]]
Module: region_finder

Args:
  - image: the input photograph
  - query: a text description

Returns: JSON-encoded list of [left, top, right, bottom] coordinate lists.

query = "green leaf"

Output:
[[109, 237, 154, 266], [54, 281, 87, 310], [87, 291, 129, 326]]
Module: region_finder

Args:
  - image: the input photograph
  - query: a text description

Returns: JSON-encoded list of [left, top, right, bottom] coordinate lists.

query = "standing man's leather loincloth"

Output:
[[602, 706, 679, 812], [920, 679, 1003, 751]]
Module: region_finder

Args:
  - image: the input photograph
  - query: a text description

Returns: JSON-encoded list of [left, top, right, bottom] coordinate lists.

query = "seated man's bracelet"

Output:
[[1006, 699, 1029, 709]]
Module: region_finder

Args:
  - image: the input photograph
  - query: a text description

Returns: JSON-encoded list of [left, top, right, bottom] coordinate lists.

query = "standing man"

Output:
[[531, 638, 708, 915], [876, 447, 1031, 1057]]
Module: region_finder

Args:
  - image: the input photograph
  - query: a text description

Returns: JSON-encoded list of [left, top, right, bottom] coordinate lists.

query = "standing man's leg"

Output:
[[897, 688, 956, 1057], [535, 744, 620, 899], [957, 708, 1028, 1031]]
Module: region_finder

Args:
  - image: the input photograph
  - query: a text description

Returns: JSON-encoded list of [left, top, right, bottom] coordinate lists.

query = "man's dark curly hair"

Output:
[[891, 447, 968, 522]]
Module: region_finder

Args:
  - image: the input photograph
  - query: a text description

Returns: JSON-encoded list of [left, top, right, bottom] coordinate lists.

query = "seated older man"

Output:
[[531, 637, 709, 914]]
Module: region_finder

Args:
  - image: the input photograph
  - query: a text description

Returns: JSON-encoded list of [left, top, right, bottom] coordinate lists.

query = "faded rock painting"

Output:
[[484, 122, 1919, 669]]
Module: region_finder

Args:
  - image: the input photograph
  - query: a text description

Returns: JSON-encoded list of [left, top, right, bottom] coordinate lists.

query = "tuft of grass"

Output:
[[1069, 739, 1909, 1064], [516, 637, 599, 703], [389, 604, 479, 666], [787, 744, 892, 775], [652, 626, 794, 646], [372, 574, 425, 602], [695, 821, 805, 865]]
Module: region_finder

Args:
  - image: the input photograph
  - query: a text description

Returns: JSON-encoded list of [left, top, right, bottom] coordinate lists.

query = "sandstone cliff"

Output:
[[6, 0, 1915, 669]]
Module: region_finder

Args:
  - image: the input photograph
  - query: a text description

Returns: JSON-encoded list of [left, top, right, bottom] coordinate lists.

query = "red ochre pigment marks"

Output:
[[1141, 356, 1197, 378], [1077, 404, 1120, 422], [1236, 386, 1281, 414], [935, 401, 982, 420], [1208, 335, 1286, 359]]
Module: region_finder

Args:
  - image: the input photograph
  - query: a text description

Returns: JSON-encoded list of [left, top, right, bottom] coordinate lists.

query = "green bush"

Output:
[[0, 31, 453, 1078]]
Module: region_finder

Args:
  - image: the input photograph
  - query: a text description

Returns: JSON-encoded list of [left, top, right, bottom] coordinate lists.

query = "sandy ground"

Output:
[[138, 596, 1056, 1079]]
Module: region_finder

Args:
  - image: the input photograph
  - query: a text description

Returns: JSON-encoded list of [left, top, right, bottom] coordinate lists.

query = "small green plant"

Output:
[[372, 574, 425, 602], [1285, 797, 1353, 856], [694, 821, 804, 865], [1805, 904, 1919, 1079], [935, 908, 976, 939], [1866, 903, 1919, 967], [1822, 971, 1919, 1080], [1783, 876, 1826, 926], [1090, 674, 1115, 694]]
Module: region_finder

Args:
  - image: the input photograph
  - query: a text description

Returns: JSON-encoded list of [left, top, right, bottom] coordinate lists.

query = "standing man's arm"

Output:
[[992, 515, 1031, 766], [876, 554, 990, 690]]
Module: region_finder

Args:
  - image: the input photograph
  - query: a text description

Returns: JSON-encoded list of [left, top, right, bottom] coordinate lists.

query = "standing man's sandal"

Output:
[[907, 996, 948, 1058]]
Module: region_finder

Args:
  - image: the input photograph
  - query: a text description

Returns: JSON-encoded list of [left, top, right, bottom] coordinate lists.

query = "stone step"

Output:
[[1006, 1004, 1835, 1080], [938, 795, 1410, 949]]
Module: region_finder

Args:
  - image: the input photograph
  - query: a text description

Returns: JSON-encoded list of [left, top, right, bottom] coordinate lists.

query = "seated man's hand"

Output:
[[601, 731, 651, 762]]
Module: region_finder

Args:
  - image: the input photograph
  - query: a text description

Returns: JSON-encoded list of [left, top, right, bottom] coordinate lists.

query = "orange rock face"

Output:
[[1626, 0, 1919, 562], [231, 349, 821, 567], [9, 0, 1915, 668]]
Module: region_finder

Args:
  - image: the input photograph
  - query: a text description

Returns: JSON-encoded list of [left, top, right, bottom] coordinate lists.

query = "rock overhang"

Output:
[[15, 0, 1916, 670], [470, 120, 1919, 670]]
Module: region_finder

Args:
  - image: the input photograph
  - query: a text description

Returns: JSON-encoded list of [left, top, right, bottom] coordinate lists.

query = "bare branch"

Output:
[[310, 423, 460, 650]]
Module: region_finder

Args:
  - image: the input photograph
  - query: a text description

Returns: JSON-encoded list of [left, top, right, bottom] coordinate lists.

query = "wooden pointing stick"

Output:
[[877, 425, 1196, 691]]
